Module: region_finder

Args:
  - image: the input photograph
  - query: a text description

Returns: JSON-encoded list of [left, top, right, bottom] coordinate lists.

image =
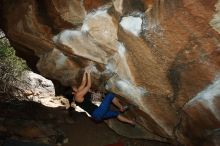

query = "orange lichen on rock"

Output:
[[83, 0, 104, 12]]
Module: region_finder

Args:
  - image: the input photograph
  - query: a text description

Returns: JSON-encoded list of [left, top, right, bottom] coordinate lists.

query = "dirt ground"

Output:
[[0, 97, 172, 146], [58, 109, 171, 146]]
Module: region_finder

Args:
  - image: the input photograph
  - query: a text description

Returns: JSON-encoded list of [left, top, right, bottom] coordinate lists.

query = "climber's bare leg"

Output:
[[112, 97, 125, 112], [117, 114, 135, 125]]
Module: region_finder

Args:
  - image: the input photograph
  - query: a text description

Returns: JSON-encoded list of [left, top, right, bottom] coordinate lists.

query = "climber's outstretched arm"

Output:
[[78, 71, 87, 91], [86, 70, 91, 89], [75, 71, 91, 101]]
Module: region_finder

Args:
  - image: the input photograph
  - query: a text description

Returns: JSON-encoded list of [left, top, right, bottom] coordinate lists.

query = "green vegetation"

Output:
[[0, 31, 28, 97]]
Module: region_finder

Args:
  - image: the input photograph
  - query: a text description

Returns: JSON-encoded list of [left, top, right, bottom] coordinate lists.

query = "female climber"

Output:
[[70, 69, 135, 126]]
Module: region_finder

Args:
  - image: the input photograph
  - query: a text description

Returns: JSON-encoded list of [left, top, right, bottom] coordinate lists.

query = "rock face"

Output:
[[15, 71, 69, 108], [1, 0, 220, 145], [0, 99, 69, 145], [0, 98, 171, 146], [18, 71, 55, 97]]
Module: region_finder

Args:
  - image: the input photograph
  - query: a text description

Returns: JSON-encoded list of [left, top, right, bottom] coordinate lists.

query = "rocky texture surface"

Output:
[[0, 97, 172, 146], [210, 0, 220, 33], [1, 0, 220, 145], [17, 71, 54, 97], [0, 99, 70, 146], [15, 71, 69, 108]]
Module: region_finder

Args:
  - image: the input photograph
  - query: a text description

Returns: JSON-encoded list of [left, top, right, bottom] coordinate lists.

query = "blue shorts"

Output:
[[91, 93, 120, 121]]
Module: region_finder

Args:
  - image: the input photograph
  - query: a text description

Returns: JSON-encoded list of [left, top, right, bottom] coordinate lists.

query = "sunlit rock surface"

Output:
[[120, 16, 142, 36], [16, 71, 69, 108], [19, 71, 55, 97], [1, 0, 220, 145], [210, 0, 220, 33]]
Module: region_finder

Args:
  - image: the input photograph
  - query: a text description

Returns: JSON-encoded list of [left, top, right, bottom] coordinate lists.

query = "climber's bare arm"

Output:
[[78, 71, 87, 91], [75, 72, 91, 102], [86, 71, 92, 89]]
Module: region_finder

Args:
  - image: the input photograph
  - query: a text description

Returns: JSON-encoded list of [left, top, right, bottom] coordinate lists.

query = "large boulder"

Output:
[[1, 0, 220, 145], [15, 71, 69, 108]]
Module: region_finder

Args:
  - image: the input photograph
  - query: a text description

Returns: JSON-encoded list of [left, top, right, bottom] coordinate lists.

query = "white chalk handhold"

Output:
[[120, 16, 143, 36]]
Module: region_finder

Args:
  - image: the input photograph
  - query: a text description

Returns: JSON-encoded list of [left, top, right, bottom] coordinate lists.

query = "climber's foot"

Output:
[[120, 105, 129, 113]]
